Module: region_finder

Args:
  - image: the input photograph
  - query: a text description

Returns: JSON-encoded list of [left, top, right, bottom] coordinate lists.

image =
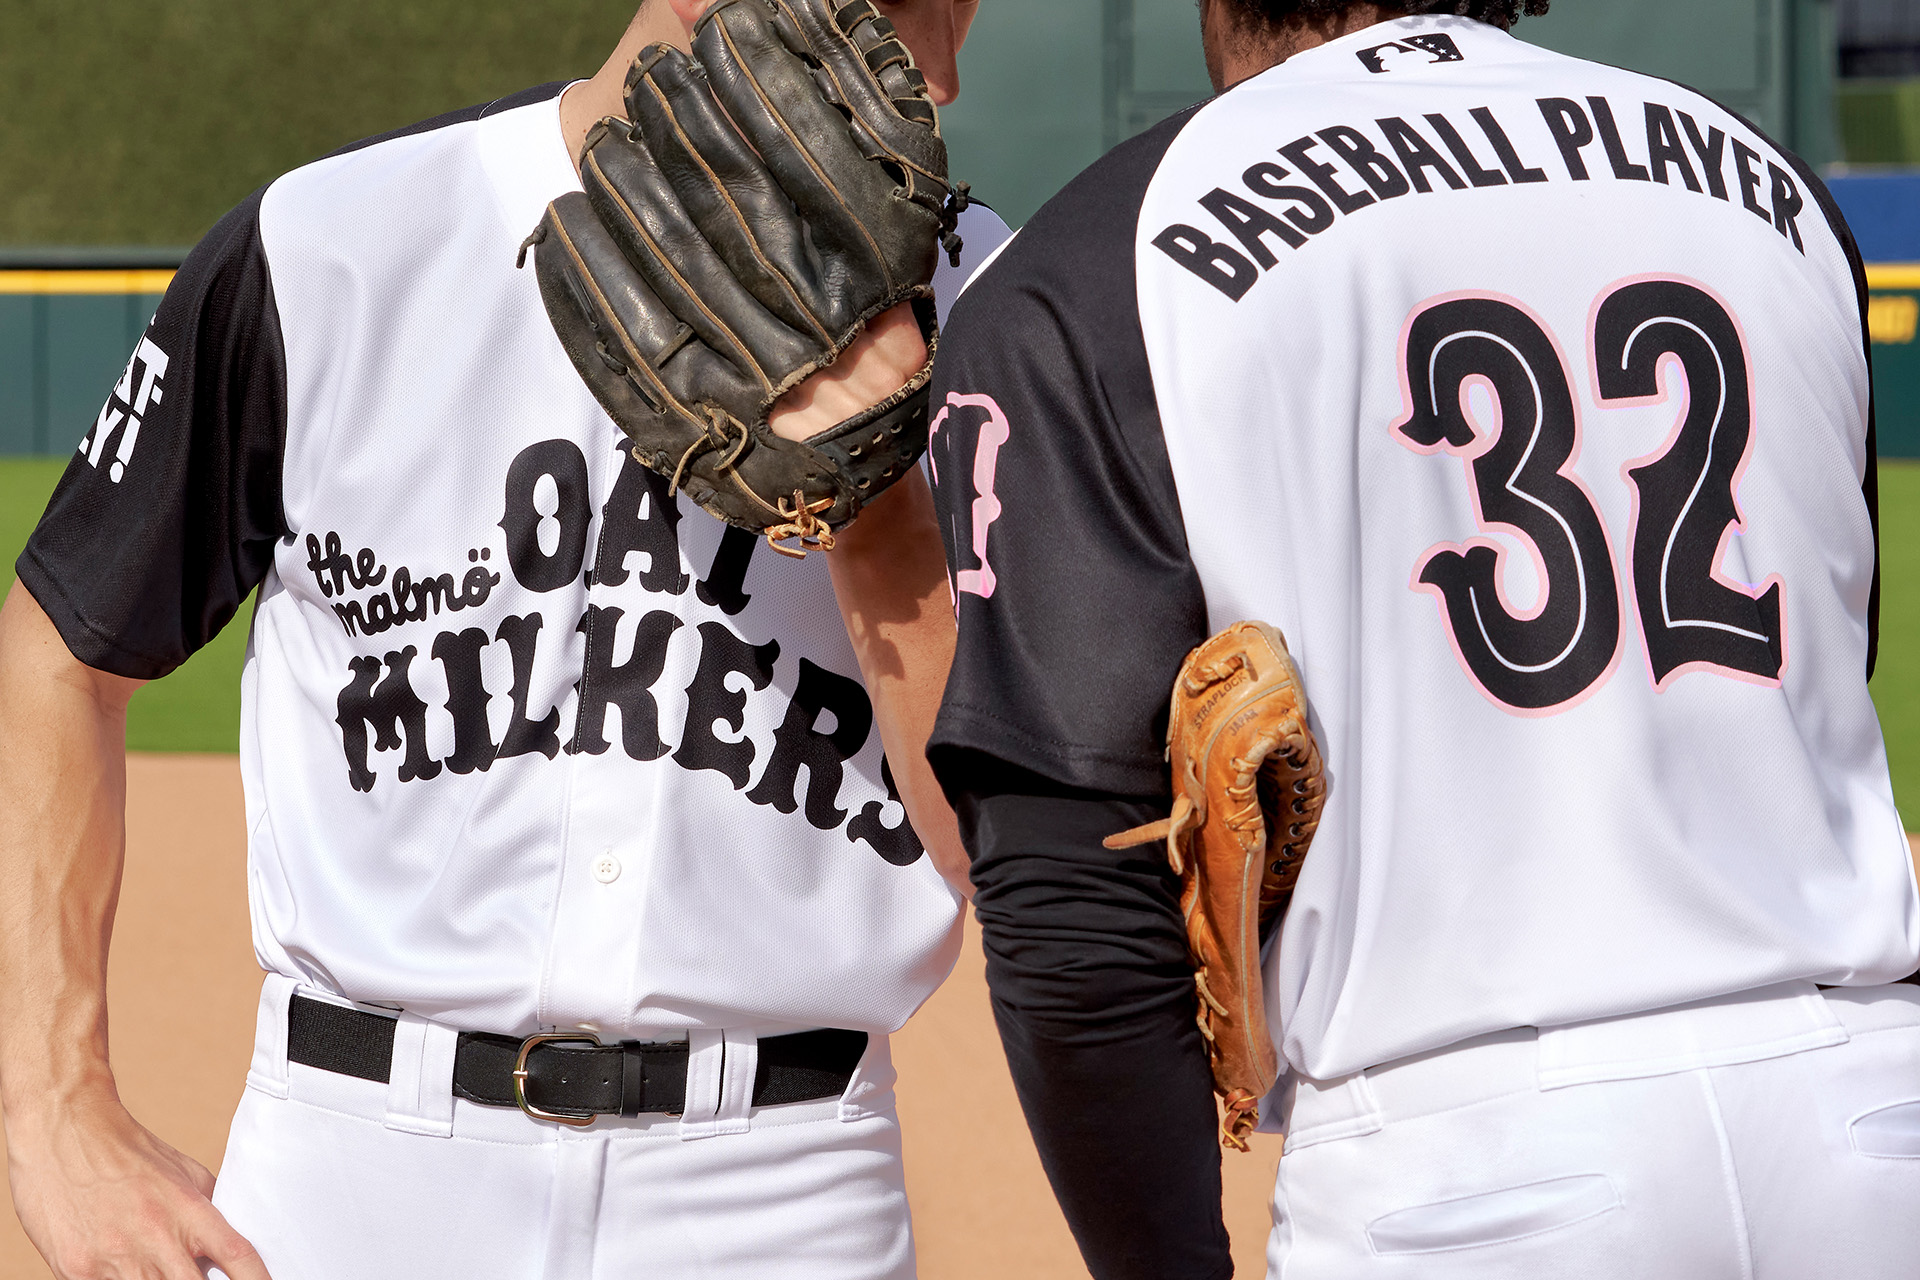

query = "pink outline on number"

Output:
[[1391, 291, 1625, 718], [1588, 273, 1787, 692], [929, 391, 1013, 601]]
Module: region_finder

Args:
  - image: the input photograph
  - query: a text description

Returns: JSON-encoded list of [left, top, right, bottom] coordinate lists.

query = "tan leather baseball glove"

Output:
[[1106, 621, 1327, 1151]]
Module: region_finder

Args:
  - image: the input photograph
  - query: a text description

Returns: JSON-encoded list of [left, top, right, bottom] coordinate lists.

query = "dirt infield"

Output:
[[0, 755, 1282, 1278]]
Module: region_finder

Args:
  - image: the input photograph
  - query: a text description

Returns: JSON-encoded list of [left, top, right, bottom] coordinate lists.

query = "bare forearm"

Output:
[[826, 473, 971, 897], [0, 583, 138, 1118], [0, 584, 269, 1278], [763, 304, 967, 894]]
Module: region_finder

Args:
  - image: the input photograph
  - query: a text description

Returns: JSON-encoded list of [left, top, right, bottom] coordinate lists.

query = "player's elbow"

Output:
[[960, 781, 1197, 1030], [976, 913, 1199, 1032], [0, 580, 145, 717]]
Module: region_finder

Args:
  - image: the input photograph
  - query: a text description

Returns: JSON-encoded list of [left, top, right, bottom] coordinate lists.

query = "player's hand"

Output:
[[768, 304, 929, 443], [6, 1092, 271, 1280]]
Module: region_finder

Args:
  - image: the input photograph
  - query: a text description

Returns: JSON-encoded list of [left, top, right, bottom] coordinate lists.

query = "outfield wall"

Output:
[[0, 0, 1892, 457], [0, 251, 172, 457], [7, 254, 1918, 461], [1871, 263, 1920, 457]]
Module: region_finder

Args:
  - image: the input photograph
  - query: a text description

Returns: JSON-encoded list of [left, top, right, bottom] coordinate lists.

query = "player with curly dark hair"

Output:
[[916, 0, 1920, 1276], [1227, 0, 1550, 29], [1201, 2, 1553, 91]]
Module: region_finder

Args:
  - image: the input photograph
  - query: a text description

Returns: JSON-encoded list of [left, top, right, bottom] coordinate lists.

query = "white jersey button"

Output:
[[591, 853, 622, 885]]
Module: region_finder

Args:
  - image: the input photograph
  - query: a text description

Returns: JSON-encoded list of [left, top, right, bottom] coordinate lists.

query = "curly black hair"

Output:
[[1226, 1, 1552, 32]]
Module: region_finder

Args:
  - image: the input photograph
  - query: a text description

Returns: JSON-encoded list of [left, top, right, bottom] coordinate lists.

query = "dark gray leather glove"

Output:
[[524, 0, 967, 556]]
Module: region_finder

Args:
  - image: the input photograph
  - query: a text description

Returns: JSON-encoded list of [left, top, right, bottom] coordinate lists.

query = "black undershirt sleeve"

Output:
[[953, 756, 1232, 1280], [925, 108, 1232, 1277]]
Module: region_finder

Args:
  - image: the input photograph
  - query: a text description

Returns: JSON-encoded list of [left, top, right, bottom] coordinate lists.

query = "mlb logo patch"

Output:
[[1358, 34, 1465, 74]]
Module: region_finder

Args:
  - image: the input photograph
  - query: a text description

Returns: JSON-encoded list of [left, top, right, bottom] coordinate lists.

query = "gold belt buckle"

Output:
[[513, 1032, 603, 1128]]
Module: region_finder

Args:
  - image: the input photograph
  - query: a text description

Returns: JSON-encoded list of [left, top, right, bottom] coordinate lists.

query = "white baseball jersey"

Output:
[[926, 16, 1920, 1080], [21, 83, 1012, 1040]]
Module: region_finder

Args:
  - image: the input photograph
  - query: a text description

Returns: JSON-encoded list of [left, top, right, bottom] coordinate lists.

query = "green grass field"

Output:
[[1874, 462, 1920, 819], [7, 458, 1920, 816]]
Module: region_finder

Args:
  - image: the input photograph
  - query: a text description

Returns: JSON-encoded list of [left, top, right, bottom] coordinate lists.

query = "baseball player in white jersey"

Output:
[[0, 2, 1006, 1277], [919, 2, 1920, 1277]]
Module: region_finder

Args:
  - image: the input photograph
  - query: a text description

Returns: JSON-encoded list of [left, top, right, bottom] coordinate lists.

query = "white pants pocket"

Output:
[[1365, 1173, 1621, 1256], [1851, 1100, 1920, 1159]]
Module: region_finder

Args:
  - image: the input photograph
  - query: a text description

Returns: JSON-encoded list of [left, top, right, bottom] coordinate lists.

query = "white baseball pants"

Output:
[[208, 978, 916, 1279], [1267, 980, 1920, 1279]]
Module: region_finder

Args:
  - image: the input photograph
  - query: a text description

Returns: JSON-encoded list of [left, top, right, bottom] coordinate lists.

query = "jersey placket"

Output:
[[536, 441, 648, 1042]]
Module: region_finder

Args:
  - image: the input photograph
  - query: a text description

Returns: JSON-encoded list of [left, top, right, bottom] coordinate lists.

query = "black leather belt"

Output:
[[286, 994, 867, 1126]]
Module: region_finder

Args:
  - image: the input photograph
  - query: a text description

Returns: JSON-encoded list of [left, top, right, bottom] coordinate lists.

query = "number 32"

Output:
[[1396, 281, 1785, 714]]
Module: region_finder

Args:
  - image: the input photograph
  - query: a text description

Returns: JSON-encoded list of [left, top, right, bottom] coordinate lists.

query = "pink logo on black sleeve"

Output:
[[927, 391, 1012, 602]]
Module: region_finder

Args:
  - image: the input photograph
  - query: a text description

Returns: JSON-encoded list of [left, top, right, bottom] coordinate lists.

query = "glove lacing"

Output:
[[940, 182, 971, 267], [762, 490, 837, 559]]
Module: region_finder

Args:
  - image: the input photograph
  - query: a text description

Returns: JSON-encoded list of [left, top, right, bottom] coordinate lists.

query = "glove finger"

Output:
[[766, 0, 952, 209], [691, 0, 937, 302], [530, 196, 758, 462], [580, 120, 822, 397], [625, 44, 843, 339]]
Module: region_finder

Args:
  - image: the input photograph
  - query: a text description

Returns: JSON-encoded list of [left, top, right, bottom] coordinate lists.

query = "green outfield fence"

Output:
[[1838, 78, 1920, 161], [0, 249, 176, 457], [6, 256, 1920, 460], [1871, 264, 1920, 456]]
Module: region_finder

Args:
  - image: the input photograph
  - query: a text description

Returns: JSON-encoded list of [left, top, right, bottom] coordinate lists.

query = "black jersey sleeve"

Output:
[[926, 110, 1210, 799], [16, 186, 289, 680]]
